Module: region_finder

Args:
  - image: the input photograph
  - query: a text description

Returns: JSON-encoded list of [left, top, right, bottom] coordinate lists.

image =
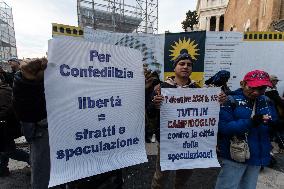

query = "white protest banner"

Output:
[[160, 88, 220, 171], [46, 37, 147, 187]]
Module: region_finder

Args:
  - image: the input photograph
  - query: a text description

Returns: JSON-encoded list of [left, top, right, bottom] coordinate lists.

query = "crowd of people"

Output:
[[0, 54, 284, 189]]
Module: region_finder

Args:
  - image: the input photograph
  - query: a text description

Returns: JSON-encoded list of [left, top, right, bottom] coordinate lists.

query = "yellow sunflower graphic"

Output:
[[169, 37, 200, 61]]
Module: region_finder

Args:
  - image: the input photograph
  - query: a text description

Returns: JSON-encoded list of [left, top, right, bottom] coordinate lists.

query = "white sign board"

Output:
[[204, 32, 284, 96], [231, 41, 284, 95], [46, 37, 147, 187], [160, 88, 221, 171], [204, 32, 243, 88]]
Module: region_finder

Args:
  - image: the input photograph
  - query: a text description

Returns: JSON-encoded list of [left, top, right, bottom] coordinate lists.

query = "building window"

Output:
[[210, 16, 216, 31], [264, 34, 267, 39], [59, 27, 64, 33], [73, 29, 78, 35], [53, 26, 58, 32], [66, 28, 71, 34], [274, 34, 278, 39]]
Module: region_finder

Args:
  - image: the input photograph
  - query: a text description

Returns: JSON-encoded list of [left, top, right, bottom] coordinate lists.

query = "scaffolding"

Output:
[[77, 0, 158, 34], [0, 1, 17, 62]]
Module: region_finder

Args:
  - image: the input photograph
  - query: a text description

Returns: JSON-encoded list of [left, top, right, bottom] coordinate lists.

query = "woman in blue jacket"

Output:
[[215, 70, 278, 189]]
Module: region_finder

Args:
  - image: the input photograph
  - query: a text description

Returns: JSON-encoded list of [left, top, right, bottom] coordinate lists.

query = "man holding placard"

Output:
[[150, 53, 226, 189], [12, 58, 124, 189]]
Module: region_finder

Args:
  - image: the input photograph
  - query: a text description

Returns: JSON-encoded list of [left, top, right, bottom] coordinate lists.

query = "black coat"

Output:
[[13, 72, 47, 122], [0, 84, 21, 152]]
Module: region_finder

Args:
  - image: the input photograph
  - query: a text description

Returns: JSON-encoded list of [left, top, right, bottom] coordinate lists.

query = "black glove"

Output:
[[251, 115, 264, 127], [268, 119, 284, 131]]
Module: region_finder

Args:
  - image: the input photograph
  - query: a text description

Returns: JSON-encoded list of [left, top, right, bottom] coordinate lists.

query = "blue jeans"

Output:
[[215, 158, 261, 189]]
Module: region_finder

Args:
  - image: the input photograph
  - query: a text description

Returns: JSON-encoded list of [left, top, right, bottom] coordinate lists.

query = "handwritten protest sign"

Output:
[[46, 37, 147, 187], [160, 88, 221, 171]]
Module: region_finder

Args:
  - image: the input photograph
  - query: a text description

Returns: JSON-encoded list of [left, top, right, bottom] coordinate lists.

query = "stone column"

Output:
[[216, 15, 220, 31], [206, 17, 211, 31]]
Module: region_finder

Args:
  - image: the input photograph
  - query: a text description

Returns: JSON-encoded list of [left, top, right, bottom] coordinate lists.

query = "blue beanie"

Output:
[[173, 53, 194, 68]]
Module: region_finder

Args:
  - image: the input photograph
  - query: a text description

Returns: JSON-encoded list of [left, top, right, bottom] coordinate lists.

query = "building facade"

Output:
[[224, 0, 284, 31], [0, 1, 17, 62], [196, 0, 229, 31]]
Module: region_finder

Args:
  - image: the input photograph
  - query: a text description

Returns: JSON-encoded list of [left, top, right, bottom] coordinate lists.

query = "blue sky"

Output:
[[5, 0, 197, 58]]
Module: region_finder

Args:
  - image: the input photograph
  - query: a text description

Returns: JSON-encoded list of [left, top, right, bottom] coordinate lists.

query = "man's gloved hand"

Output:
[[251, 114, 272, 126], [267, 119, 284, 131], [251, 115, 263, 126]]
